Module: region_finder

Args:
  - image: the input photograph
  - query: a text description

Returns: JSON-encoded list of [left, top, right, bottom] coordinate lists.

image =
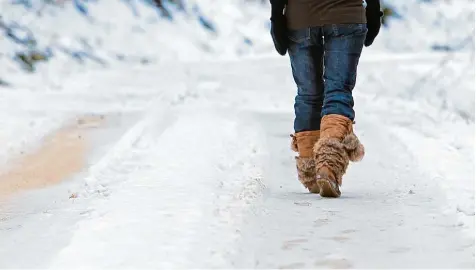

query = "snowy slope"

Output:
[[0, 0, 271, 78], [1, 0, 474, 83], [377, 0, 475, 52]]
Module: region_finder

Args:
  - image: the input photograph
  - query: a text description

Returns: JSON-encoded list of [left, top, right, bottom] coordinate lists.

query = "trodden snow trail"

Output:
[[0, 53, 473, 268], [48, 108, 268, 268], [234, 112, 474, 268]]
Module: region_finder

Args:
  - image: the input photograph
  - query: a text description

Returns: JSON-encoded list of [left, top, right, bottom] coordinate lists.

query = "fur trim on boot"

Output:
[[313, 114, 364, 198], [314, 138, 348, 186], [342, 133, 365, 162], [291, 130, 320, 193], [295, 157, 320, 193]]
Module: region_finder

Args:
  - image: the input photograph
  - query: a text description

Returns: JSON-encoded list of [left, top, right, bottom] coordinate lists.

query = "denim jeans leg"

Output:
[[321, 24, 367, 121], [288, 28, 325, 133]]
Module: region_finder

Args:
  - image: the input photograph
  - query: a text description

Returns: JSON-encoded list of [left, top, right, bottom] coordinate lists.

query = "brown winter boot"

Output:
[[313, 114, 365, 198], [291, 130, 321, 193]]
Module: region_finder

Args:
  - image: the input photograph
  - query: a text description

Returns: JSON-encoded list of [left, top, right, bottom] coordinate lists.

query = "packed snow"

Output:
[[0, 0, 474, 268]]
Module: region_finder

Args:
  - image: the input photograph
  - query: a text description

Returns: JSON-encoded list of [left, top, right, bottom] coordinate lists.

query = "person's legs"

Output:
[[313, 24, 367, 198], [321, 23, 366, 120], [288, 27, 324, 193], [288, 28, 324, 133]]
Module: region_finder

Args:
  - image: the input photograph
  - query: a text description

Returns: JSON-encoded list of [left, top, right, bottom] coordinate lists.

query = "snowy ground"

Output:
[[0, 0, 474, 267], [0, 50, 474, 268]]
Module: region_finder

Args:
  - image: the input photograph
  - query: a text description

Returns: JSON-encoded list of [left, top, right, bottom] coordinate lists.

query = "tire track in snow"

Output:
[[48, 108, 268, 268], [81, 101, 175, 197]]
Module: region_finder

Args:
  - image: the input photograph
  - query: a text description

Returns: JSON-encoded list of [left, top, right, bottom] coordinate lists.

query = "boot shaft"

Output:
[[320, 114, 353, 141], [291, 130, 320, 158]]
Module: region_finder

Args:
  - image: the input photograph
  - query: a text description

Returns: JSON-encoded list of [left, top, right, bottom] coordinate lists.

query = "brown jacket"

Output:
[[285, 0, 366, 30]]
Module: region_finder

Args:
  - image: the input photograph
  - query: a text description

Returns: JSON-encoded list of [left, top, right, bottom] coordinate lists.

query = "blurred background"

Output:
[[1, 0, 474, 69]]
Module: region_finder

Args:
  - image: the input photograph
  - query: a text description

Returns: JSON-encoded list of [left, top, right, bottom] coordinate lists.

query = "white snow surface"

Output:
[[0, 0, 475, 268], [0, 51, 474, 268]]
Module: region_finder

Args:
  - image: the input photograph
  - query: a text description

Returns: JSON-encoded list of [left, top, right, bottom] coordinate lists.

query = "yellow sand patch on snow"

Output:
[[0, 115, 104, 197]]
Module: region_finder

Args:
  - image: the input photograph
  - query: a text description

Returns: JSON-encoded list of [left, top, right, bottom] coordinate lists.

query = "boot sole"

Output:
[[308, 184, 320, 194], [316, 178, 341, 198]]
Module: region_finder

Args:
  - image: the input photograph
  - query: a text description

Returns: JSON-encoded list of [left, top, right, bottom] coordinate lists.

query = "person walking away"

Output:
[[269, 0, 383, 198]]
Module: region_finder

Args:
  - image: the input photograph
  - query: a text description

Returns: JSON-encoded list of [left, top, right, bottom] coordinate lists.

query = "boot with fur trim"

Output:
[[290, 130, 321, 193], [313, 114, 365, 198]]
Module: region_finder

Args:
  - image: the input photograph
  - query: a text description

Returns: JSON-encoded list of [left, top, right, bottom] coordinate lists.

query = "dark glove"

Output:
[[270, 0, 288, 55], [364, 0, 384, 47]]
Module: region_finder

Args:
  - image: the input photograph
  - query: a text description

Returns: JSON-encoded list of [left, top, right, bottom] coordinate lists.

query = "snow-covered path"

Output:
[[237, 112, 473, 268], [0, 53, 474, 268]]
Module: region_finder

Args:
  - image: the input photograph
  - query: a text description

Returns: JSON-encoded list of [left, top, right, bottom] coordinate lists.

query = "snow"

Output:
[[1, 0, 473, 81], [50, 110, 267, 268], [0, 51, 474, 268], [0, 0, 474, 268], [376, 0, 475, 52]]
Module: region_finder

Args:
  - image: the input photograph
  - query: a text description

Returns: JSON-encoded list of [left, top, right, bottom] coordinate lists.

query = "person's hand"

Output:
[[364, 0, 384, 47], [270, 15, 288, 55], [270, 0, 288, 55]]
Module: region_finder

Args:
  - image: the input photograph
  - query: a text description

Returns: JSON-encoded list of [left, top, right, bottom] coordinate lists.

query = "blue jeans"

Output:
[[288, 24, 367, 133]]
